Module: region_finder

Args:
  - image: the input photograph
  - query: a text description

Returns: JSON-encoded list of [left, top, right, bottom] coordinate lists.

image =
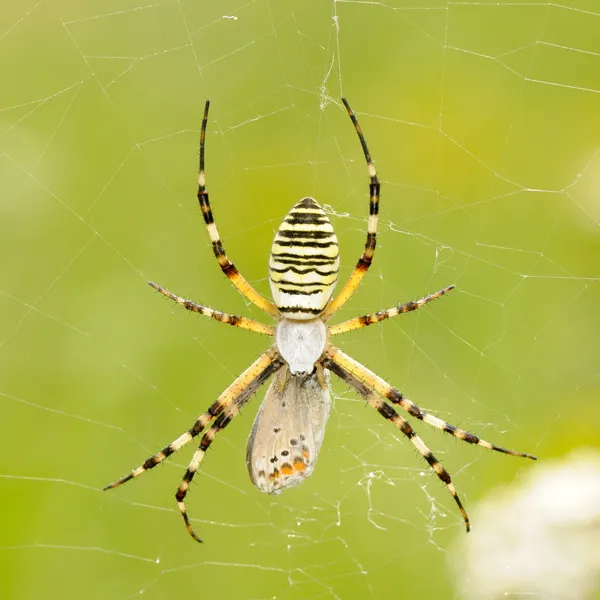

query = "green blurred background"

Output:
[[1, 0, 599, 598]]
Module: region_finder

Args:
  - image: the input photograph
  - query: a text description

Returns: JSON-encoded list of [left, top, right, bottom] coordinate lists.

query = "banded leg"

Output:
[[324, 357, 470, 531], [103, 347, 281, 491], [324, 344, 537, 460], [177, 357, 283, 542], [323, 98, 380, 319], [197, 100, 279, 318], [149, 281, 275, 335], [177, 404, 243, 542], [329, 285, 455, 336]]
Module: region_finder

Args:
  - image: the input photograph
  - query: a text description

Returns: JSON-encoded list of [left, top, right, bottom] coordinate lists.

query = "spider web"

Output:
[[1, 1, 599, 598]]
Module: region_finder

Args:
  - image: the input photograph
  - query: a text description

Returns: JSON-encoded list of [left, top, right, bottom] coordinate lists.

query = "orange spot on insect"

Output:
[[293, 458, 307, 472], [269, 469, 280, 481], [302, 449, 310, 460], [280, 463, 293, 475]]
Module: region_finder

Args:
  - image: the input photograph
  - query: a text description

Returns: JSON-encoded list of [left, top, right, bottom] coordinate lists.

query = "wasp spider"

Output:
[[104, 99, 537, 542]]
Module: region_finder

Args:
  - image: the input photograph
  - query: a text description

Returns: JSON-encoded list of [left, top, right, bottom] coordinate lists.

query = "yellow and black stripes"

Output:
[[325, 344, 537, 459], [324, 356, 471, 531], [102, 99, 538, 543], [148, 281, 275, 336], [269, 197, 340, 319], [324, 98, 380, 318], [175, 409, 239, 542], [196, 100, 279, 318], [175, 353, 284, 542], [103, 348, 282, 493], [329, 285, 455, 336]]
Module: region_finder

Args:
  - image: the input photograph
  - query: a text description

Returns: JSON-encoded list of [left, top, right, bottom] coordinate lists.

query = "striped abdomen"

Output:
[[269, 197, 340, 320]]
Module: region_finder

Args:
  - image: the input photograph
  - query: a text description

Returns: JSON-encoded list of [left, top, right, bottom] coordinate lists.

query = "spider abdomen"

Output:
[[269, 197, 340, 319]]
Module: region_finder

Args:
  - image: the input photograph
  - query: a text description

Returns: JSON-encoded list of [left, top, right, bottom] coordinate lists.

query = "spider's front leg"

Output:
[[175, 352, 284, 542], [323, 355, 471, 530], [323, 343, 536, 531], [103, 348, 281, 491], [326, 344, 536, 459]]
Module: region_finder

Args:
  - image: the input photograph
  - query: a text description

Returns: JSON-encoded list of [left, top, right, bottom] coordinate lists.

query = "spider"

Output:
[[104, 98, 537, 542]]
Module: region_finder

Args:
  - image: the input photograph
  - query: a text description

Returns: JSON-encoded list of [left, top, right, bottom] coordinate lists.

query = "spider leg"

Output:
[[149, 281, 275, 335], [176, 358, 283, 542], [329, 285, 455, 336], [323, 98, 380, 319], [324, 344, 537, 460], [197, 100, 279, 318], [324, 356, 470, 531], [103, 347, 281, 491]]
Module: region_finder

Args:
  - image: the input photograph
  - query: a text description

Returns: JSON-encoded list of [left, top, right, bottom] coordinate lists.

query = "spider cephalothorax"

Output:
[[104, 99, 536, 542]]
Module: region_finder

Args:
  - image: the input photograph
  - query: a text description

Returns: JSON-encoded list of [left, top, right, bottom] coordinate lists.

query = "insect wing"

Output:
[[246, 366, 332, 494]]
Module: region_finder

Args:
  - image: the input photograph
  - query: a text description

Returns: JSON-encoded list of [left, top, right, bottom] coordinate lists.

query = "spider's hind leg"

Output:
[[196, 100, 279, 318], [323, 99, 380, 318]]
